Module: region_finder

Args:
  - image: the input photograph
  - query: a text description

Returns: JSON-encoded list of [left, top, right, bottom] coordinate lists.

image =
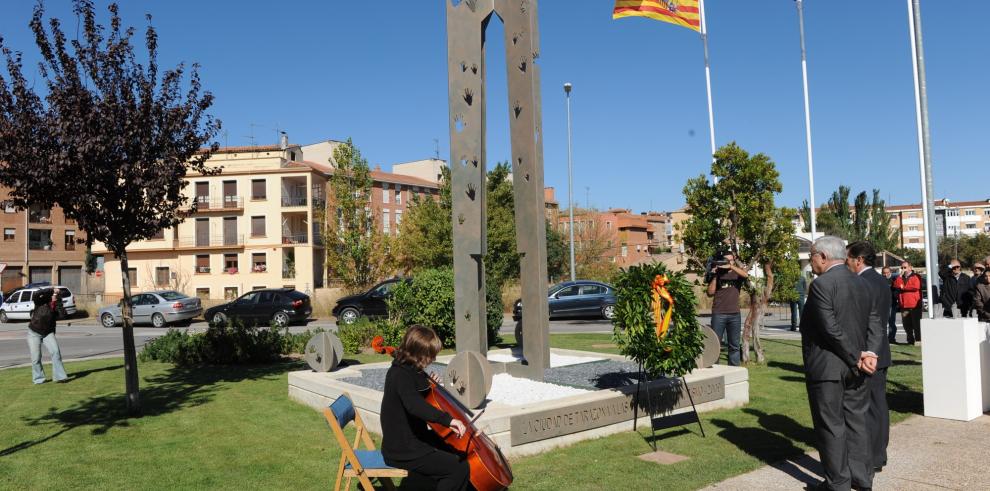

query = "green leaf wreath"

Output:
[[612, 263, 705, 378]]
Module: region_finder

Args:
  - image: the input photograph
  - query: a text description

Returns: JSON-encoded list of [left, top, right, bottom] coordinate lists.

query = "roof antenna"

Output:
[[434, 138, 440, 160]]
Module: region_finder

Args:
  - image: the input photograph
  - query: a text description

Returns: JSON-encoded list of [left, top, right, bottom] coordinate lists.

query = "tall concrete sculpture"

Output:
[[447, 0, 550, 380]]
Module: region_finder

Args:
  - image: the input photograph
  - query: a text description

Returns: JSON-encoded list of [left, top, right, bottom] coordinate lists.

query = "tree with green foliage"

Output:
[[799, 187, 899, 252], [0, 1, 220, 414], [323, 139, 393, 292], [395, 162, 565, 285], [545, 221, 567, 283], [395, 167, 453, 272], [679, 143, 799, 362]]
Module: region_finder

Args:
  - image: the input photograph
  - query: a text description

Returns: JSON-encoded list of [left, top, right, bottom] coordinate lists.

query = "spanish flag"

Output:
[[613, 0, 701, 32]]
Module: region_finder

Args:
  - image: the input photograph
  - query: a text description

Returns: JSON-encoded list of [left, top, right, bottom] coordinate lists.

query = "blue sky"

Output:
[[1, 1, 986, 213]]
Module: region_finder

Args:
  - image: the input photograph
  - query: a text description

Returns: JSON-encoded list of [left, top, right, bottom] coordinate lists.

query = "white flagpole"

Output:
[[906, 0, 938, 319], [699, 0, 717, 168], [795, 0, 818, 241]]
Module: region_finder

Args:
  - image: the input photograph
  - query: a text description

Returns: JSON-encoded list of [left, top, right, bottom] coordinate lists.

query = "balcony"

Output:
[[282, 176, 308, 207], [281, 233, 309, 245], [191, 196, 244, 212], [28, 207, 52, 224], [281, 194, 307, 207], [176, 234, 244, 250]]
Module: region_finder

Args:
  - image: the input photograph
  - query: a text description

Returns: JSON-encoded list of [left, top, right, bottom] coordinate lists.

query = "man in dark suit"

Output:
[[800, 236, 873, 491], [846, 241, 891, 473]]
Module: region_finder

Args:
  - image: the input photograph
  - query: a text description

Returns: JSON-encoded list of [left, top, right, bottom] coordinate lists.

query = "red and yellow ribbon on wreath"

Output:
[[651, 274, 674, 340]]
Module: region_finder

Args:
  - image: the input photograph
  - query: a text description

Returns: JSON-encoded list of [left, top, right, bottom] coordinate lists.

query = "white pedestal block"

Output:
[[921, 318, 990, 421]]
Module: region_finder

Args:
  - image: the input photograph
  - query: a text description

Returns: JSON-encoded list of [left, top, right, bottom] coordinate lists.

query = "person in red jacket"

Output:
[[893, 261, 923, 344]]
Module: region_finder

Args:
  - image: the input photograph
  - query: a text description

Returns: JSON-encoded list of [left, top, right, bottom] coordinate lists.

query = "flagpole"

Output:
[[795, 0, 817, 241], [699, 0, 717, 167], [906, 0, 938, 319]]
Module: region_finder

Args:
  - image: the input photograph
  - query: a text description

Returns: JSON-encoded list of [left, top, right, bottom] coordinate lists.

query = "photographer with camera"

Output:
[[706, 251, 749, 366]]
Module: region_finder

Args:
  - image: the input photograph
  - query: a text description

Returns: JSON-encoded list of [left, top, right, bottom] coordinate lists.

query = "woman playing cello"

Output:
[[381, 325, 469, 490]]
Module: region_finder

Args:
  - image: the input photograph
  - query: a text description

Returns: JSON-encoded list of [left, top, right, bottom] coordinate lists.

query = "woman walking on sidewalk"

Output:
[[27, 287, 68, 384]]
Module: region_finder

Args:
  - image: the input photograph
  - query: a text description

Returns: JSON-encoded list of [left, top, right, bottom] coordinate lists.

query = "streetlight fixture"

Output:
[[564, 82, 576, 282]]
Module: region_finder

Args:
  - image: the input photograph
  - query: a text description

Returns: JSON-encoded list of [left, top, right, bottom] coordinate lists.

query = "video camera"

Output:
[[703, 250, 731, 284]]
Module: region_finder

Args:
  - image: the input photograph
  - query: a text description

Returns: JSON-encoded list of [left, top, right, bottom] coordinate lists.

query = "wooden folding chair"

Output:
[[324, 394, 407, 491]]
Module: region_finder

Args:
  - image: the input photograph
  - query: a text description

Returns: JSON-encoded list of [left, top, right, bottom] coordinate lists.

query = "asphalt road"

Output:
[[0, 315, 617, 368]]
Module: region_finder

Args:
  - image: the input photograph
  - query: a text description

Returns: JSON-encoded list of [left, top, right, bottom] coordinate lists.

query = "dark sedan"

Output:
[[205, 288, 311, 328], [513, 280, 617, 321], [332, 278, 405, 325]]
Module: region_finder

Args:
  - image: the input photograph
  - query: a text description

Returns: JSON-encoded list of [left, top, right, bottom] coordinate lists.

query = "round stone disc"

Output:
[[305, 332, 344, 372], [443, 350, 493, 408], [696, 325, 721, 369]]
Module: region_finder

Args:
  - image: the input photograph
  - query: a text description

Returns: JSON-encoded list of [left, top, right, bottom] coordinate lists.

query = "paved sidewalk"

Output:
[[706, 414, 990, 490]]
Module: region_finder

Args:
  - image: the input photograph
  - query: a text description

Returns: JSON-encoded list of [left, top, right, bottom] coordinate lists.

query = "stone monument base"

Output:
[[288, 348, 748, 457]]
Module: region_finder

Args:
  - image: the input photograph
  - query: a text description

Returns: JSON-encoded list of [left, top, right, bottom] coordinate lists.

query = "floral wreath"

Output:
[[612, 263, 705, 378]]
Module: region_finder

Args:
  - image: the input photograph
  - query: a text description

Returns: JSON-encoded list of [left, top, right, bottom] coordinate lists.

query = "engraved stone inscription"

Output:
[[509, 376, 725, 445]]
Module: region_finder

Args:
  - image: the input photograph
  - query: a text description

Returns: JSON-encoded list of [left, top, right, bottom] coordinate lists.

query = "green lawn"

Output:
[[0, 335, 922, 490]]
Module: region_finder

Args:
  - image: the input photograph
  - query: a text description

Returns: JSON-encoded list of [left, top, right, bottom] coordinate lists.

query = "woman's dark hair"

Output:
[[394, 325, 442, 371]]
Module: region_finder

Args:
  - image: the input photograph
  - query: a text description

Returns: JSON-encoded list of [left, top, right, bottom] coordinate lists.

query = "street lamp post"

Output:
[[564, 82, 576, 282]]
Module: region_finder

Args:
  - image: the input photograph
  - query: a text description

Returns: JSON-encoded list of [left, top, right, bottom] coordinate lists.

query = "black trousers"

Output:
[[807, 371, 874, 491], [867, 367, 890, 469], [902, 304, 923, 343], [392, 449, 469, 491]]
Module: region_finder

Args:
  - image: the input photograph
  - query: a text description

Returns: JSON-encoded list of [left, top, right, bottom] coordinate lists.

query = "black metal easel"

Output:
[[633, 363, 706, 452]]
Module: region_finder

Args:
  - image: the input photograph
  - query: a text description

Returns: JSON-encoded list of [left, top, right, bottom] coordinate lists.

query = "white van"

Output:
[[0, 287, 77, 323]]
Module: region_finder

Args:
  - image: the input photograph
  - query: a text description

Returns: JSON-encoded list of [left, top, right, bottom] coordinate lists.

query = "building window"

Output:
[[28, 229, 53, 250], [3, 228, 14, 241], [251, 216, 266, 237], [636, 245, 641, 252], [224, 253, 239, 273], [395, 210, 402, 235], [155, 267, 170, 287], [252, 285, 267, 291], [64, 230, 76, 250], [985, 223, 990, 233], [947, 209, 959, 217], [621, 245, 628, 257], [195, 288, 210, 300], [150, 228, 165, 240], [395, 185, 402, 205], [984, 209, 990, 216], [252, 253, 267, 272], [3, 202, 15, 213], [382, 182, 390, 204], [909, 226, 919, 232], [966, 223, 977, 229], [964, 209, 976, 216], [224, 287, 238, 300], [252, 179, 266, 200], [196, 255, 211, 274], [909, 238, 920, 244], [383, 209, 390, 234], [127, 268, 137, 286]]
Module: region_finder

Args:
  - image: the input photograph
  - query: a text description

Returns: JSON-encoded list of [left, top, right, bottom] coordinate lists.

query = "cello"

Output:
[[424, 378, 513, 491]]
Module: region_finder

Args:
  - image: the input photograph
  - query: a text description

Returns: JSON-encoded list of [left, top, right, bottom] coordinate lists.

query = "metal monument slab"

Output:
[[444, 350, 494, 408], [447, 0, 550, 381]]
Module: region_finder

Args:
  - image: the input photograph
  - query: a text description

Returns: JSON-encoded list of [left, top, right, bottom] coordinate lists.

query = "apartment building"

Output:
[[558, 208, 657, 267], [887, 199, 990, 249], [0, 190, 93, 294], [92, 142, 440, 299]]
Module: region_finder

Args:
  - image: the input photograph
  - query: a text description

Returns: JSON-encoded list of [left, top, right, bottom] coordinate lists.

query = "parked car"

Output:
[[512, 280, 616, 321], [204, 288, 312, 328], [98, 290, 203, 328], [332, 278, 406, 325], [0, 286, 77, 323]]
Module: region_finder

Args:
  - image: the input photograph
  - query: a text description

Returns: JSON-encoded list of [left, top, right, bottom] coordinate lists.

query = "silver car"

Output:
[[98, 290, 203, 328]]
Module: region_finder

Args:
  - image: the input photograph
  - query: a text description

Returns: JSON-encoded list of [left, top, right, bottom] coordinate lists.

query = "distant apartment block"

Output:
[[887, 199, 990, 249], [0, 190, 95, 295], [92, 140, 439, 300], [557, 208, 671, 267]]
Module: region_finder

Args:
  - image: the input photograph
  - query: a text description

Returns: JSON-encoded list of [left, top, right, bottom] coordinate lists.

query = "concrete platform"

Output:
[[288, 348, 749, 457]]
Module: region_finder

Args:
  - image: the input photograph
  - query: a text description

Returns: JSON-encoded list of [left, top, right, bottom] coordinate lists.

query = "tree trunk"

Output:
[[741, 293, 756, 363], [118, 251, 141, 414], [750, 263, 777, 364]]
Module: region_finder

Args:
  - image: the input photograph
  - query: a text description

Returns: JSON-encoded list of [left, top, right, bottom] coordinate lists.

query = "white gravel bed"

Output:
[[486, 352, 604, 367], [486, 373, 590, 407]]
